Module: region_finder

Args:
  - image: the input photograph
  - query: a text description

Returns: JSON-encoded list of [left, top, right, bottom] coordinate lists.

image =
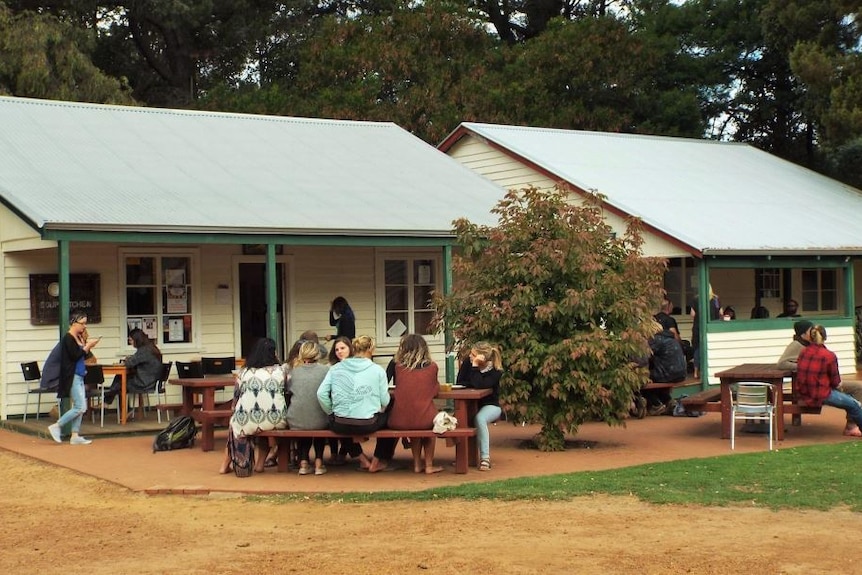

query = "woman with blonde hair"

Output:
[[796, 325, 862, 437], [317, 335, 389, 470], [456, 341, 503, 471], [286, 341, 331, 475], [382, 334, 443, 474]]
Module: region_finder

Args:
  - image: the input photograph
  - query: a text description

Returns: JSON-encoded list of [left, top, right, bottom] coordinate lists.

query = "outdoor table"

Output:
[[168, 375, 236, 416], [100, 364, 129, 425], [715, 363, 793, 441], [435, 387, 492, 467]]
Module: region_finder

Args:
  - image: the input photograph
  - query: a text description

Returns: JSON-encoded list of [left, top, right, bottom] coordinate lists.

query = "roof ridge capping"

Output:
[[0, 95, 398, 129]]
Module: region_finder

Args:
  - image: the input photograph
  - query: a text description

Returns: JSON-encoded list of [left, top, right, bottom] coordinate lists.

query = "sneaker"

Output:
[[298, 461, 312, 475], [47, 423, 62, 443], [648, 403, 667, 416], [635, 397, 648, 419], [70, 436, 92, 445], [314, 465, 328, 476]]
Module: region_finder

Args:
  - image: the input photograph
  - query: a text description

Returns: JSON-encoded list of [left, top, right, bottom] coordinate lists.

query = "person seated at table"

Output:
[[104, 328, 162, 410], [654, 297, 681, 341], [644, 322, 687, 416], [286, 341, 331, 476], [219, 337, 289, 476], [324, 336, 356, 466], [722, 306, 736, 320], [286, 330, 329, 365], [776, 320, 814, 371], [316, 335, 389, 471], [777, 320, 862, 435], [796, 325, 862, 437], [750, 305, 770, 319], [378, 334, 443, 474], [777, 299, 801, 318], [456, 341, 503, 472]]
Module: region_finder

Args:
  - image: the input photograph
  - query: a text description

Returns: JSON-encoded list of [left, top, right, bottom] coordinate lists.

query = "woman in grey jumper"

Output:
[[286, 341, 331, 475]]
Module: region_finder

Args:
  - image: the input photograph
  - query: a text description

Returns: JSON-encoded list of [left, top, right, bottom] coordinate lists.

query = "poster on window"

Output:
[[165, 268, 186, 286], [166, 285, 188, 313], [127, 318, 143, 334], [142, 317, 158, 340], [168, 318, 184, 342]]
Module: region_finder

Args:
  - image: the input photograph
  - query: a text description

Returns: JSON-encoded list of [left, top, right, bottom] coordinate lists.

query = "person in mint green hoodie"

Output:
[[317, 335, 389, 470]]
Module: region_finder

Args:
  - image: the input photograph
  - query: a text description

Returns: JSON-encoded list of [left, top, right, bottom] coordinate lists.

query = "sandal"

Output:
[[478, 459, 491, 471]]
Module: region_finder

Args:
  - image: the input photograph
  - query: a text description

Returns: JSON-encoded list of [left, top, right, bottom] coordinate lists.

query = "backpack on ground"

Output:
[[153, 415, 198, 452]]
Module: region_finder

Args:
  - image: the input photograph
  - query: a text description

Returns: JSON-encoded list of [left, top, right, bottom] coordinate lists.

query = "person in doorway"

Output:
[[47, 312, 101, 445], [689, 285, 721, 379], [777, 299, 801, 318], [796, 325, 862, 437], [325, 296, 356, 342]]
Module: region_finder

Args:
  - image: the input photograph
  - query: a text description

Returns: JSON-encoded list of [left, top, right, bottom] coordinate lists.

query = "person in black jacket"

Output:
[[644, 325, 687, 415], [456, 342, 503, 471], [325, 296, 356, 341]]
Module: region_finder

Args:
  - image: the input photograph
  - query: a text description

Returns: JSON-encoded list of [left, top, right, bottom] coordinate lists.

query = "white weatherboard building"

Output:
[[0, 97, 503, 420], [440, 123, 862, 386]]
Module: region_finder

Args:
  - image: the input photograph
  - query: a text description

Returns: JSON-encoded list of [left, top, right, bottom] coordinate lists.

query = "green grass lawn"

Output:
[[256, 442, 862, 511]]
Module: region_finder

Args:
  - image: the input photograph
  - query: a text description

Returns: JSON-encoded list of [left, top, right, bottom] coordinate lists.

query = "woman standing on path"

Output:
[[47, 312, 100, 445]]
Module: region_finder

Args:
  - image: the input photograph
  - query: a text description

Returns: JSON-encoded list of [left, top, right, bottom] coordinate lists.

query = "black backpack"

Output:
[[152, 415, 198, 453]]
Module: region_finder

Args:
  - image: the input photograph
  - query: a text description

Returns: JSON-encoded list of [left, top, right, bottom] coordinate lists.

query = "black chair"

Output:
[[152, 361, 174, 423], [201, 357, 235, 375], [22, 361, 58, 423], [176, 360, 204, 379]]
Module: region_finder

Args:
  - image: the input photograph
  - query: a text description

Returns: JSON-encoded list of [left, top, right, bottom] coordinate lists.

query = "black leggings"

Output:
[[297, 437, 326, 462]]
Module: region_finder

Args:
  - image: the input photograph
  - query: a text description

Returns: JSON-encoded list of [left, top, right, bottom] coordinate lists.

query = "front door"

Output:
[[238, 262, 286, 359]]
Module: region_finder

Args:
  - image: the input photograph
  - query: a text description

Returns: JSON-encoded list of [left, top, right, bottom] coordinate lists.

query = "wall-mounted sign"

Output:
[[29, 274, 101, 325]]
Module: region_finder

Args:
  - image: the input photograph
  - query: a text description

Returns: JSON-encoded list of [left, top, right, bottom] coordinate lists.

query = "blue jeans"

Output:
[[823, 389, 862, 428], [474, 405, 502, 460], [57, 374, 87, 433]]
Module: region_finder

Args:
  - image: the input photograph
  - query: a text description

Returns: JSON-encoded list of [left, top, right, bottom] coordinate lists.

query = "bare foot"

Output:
[[357, 453, 371, 470], [368, 458, 389, 473], [414, 466, 424, 474], [425, 466, 443, 475], [218, 463, 232, 475]]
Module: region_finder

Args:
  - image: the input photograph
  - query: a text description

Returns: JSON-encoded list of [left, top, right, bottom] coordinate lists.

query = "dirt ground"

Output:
[[3, 409, 862, 574]]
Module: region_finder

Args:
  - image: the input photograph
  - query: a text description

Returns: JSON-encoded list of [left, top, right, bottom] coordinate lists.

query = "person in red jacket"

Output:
[[796, 324, 862, 437]]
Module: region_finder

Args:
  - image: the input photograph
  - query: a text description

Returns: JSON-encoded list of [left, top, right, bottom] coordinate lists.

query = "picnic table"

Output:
[[100, 364, 129, 424], [714, 363, 820, 442]]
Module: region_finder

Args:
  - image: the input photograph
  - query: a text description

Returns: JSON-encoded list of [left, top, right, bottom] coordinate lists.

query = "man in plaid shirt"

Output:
[[796, 325, 862, 437]]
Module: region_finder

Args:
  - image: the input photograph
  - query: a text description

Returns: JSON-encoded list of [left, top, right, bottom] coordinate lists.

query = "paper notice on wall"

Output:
[[127, 318, 142, 333], [165, 268, 185, 286], [142, 317, 158, 340], [166, 285, 187, 313], [387, 319, 407, 338], [418, 264, 431, 284], [168, 318, 184, 342]]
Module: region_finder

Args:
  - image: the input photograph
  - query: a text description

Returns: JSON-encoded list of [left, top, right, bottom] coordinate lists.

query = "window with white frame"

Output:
[[378, 254, 440, 341], [801, 269, 839, 313], [122, 251, 197, 345]]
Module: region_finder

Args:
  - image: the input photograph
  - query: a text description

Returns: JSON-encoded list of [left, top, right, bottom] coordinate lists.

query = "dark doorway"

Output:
[[238, 263, 286, 359]]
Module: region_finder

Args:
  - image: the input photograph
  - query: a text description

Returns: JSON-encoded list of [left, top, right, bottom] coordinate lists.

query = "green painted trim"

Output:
[[706, 316, 854, 334], [266, 244, 278, 343], [42, 229, 456, 247], [443, 246, 454, 382], [706, 256, 852, 269], [845, 261, 855, 316], [696, 260, 709, 390], [58, 240, 72, 435]]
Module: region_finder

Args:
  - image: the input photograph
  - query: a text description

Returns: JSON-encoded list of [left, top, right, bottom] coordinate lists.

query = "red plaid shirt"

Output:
[[795, 343, 841, 407]]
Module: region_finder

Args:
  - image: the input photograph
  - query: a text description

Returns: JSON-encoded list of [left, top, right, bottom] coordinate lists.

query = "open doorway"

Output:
[[238, 263, 286, 359]]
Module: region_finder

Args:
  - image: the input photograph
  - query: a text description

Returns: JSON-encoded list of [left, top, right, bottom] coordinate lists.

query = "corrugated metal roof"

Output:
[[0, 97, 502, 238], [452, 123, 862, 254]]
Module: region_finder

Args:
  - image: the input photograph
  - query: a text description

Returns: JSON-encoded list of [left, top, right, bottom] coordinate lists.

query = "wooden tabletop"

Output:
[[714, 363, 793, 379], [168, 376, 236, 388]]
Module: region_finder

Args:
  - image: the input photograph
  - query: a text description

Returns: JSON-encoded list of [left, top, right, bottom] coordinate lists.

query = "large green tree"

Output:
[[0, 3, 133, 102], [435, 187, 665, 451]]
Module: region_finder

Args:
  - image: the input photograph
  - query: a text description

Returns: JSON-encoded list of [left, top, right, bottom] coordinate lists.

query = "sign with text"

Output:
[[29, 274, 101, 325]]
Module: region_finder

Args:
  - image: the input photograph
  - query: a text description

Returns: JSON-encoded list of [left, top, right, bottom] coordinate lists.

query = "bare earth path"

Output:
[[3, 408, 862, 574]]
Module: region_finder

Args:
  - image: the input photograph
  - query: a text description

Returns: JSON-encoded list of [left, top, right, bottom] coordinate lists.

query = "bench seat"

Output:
[[680, 388, 722, 413], [258, 427, 477, 474], [191, 408, 232, 451]]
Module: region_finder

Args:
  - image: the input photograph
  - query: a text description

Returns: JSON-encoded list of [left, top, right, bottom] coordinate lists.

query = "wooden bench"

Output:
[[258, 428, 477, 474], [680, 388, 722, 413], [191, 408, 232, 451]]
